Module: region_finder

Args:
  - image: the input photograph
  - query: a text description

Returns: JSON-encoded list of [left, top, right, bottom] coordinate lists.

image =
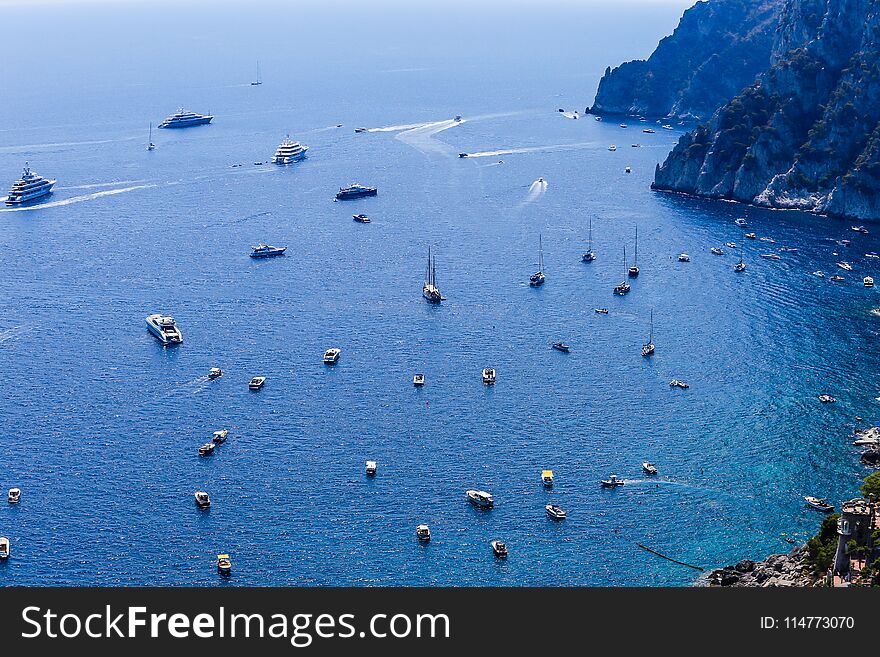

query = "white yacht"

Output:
[[608, 144, 617, 151], [482, 368, 496, 384], [466, 489, 494, 508], [669, 379, 689, 389], [613, 246, 631, 295], [198, 442, 216, 456], [745, 232, 757, 239], [194, 491, 211, 508], [272, 136, 309, 164], [145, 314, 182, 345], [416, 524, 431, 541], [249, 376, 266, 390], [323, 348, 341, 364], [642, 462, 658, 475], [423, 247, 443, 303], [865, 276, 874, 288], [208, 367, 223, 379], [678, 253, 690, 262], [600, 474, 625, 487], [711, 247, 725, 256], [366, 460, 377, 476], [0, 537, 8, 560], [158, 109, 213, 128], [529, 234, 546, 286], [7, 488, 20, 504], [5, 163, 56, 205], [212, 429, 229, 444], [582, 216, 596, 262], [545, 504, 566, 520], [818, 394, 836, 403], [413, 373, 425, 386]]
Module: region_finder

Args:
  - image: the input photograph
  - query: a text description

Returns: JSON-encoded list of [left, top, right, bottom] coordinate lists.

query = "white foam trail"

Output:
[[0, 327, 23, 343], [560, 111, 580, 120], [0, 184, 157, 212], [525, 178, 548, 202], [366, 122, 434, 133], [462, 141, 599, 158], [61, 179, 148, 190], [0, 136, 139, 153], [395, 119, 463, 155]]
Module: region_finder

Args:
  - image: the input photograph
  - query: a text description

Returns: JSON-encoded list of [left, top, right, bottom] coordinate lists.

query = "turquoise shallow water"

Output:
[[0, 0, 876, 586]]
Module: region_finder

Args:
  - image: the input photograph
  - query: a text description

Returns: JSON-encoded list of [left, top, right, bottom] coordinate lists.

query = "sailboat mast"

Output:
[[649, 308, 653, 343], [588, 217, 592, 249], [634, 226, 638, 265], [539, 234, 544, 272], [623, 245, 627, 277]]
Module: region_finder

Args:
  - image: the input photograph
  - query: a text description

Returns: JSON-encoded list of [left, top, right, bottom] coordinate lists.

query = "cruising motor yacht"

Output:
[[158, 109, 213, 128], [804, 496, 834, 512], [678, 253, 690, 262], [466, 489, 494, 508], [490, 540, 508, 557], [212, 429, 229, 444], [145, 314, 182, 345], [323, 348, 341, 364], [216, 554, 232, 575], [416, 524, 431, 541], [353, 214, 371, 223], [336, 184, 377, 200], [194, 491, 211, 508], [529, 234, 546, 286], [208, 367, 223, 379], [601, 475, 625, 488], [413, 373, 425, 386], [422, 247, 443, 303], [669, 379, 689, 389], [272, 136, 309, 164], [482, 368, 496, 384], [582, 216, 596, 262], [7, 488, 20, 504], [641, 309, 655, 357], [711, 247, 724, 256], [542, 470, 554, 487], [545, 504, 566, 520], [5, 163, 56, 205], [250, 244, 287, 258], [865, 276, 874, 288], [0, 537, 8, 560], [366, 460, 377, 476], [551, 342, 570, 353], [818, 394, 836, 403], [628, 226, 640, 277], [613, 246, 631, 295], [642, 462, 658, 475], [249, 376, 266, 390], [199, 442, 216, 456]]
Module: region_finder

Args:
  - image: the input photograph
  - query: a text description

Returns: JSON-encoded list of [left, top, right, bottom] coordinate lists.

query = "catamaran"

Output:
[[530, 235, 545, 286], [582, 216, 596, 262], [422, 247, 443, 303]]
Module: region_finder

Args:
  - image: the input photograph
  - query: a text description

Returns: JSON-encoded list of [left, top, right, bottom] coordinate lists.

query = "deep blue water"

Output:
[[0, 0, 877, 586]]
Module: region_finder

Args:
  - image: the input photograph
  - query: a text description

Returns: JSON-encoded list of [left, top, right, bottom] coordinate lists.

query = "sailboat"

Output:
[[251, 61, 263, 86], [628, 226, 640, 277], [734, 240, 746, 272], [641, 308, 655, 356], [613, 246, 631, 295], [422, 247, 443, 303], [529, 234, 545, 286], [147, 123, 156, 151], [582, 217, 596, 262]]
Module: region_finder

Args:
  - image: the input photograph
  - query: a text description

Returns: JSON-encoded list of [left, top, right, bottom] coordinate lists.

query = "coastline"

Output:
[[702, 545, 821, 588]]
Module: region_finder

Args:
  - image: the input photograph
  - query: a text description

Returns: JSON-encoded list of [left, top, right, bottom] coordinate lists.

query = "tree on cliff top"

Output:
[[860, 471, 880, 499]]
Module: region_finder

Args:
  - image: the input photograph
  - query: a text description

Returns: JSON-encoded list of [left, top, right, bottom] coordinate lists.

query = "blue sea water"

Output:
[[0, 0, 877, 586]]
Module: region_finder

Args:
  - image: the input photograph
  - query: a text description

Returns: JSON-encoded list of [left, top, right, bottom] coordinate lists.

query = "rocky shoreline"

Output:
[[704, 545, 821, 587]]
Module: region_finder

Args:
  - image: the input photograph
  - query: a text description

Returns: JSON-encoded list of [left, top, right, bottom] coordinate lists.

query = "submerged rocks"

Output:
[[706, 546, 819, 587]]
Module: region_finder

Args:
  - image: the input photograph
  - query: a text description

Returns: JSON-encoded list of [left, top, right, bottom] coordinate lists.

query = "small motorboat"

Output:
[[759, 236, 776, 243], [760, 253, 781, 260], [323, 348, 341, 364], [490, 540, 508, 558], [365, 460, 377, 476], [830, 275, 845, 282], [669, 379, 689, 389], [734, 260, 746, 272], [613, 282, 630, 295], [678, 253, 690, 262], [865, 276, 875, 288], [413, 373, 425, 386], [662, 124, 674, 130], [542, 470, 554, 487], [725, 242, 737, 249], [482, 368, 496, 384], [0, 537, 9, 560], [813, 270, 825, 278], [551, 342, 570, 353], [466, 489, 494, 508], [711, 247, 725, 256], [779, 246, 798, 252], [818, 394, 837, 403], [545, 504, 567, 520], [194, 491, 211, 508], [735, 218, 747, 226], [631, 143, 640, 148], [250, 244, 286, 258], [642, 128, 655, 134], [352, 214, 371, 223], [198, 442, 216, 456], [212, 429, 229, 444], [454, 115, 462, 122], [619, 124, 628, 129], [8, 488, 21, 504], [837, 261, 853, 271], [866, 252, 880, 259], [601, 474, 625, 487], [642, 462, 658, 475], [837, 239, 851, 246], [852, 226, 869, 234], [625, 166, 631, 174], [458, 153, 468, 158], [216, 553, 232, 575], [208, 367, 223, 379], [249, 376, 266, 390], [608, 145, 617, 151], [354, 127, 367, 133], [416, 524, 431, 541], [745, 232, 756, 239], [804, 496, 834, 512]]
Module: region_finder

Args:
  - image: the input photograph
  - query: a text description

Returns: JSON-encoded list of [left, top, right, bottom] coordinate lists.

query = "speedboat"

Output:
[[145, 314, 182, 345], [619, 124, 628, 129], [613, 282, 631, 295], [416, 524, 431, 541], [594, 308, 609, 314], [600, 474, 625, 487], [323, 348, 341, 364], [249, 376, 266, 390], [365, 460, 377, 476], [216, 553, 232, 575], [642, 128, 655, 134], [0, 537, 8, 560], [466, 489, 494, 508], [545, 504, 567, 520], [336, 184, 377, 200], [482, 368, 496, 384], [837, 261, 853, 271], [608, 145, 617, 151], [5, 163, 56, 205], [194, 491, 211, 508], [725, 242, 737, 249], [734, 260, 746, 272], [804, 496, 834, 512], [250, 244, 287, 258], [865, 276, 875, 288], [711, 247, 725, 256], [7, 488, 20, 504], [625, 166, 631, 174], [542, 470, 554, 487], [212, 429, 229, 444], [353, 214, 371, 223], [852, 226, 869, 234], [830, 275, 845, 282], [208, 367, 223, 379], [760, 253, 781, 260], [678, 253, 690, 262], [198, 442, 216, 456], [354, 127, 367, 133], [813, 271, 825, 278], [642, 462, 658, 475], [735, 218, 747, 226], [818, 394, 836, 403], [413, 373, 425, 386], [458, 153, 469, 158], [745, 233, 756, 239], [454, 115, 462, 122], [490, 540, 508, 557], [158, 109, 213, 129], [271, 136, 309, 164], [551, 342, 570, 353], [759, 236, 776, 243], [669, 379, 689, 389]]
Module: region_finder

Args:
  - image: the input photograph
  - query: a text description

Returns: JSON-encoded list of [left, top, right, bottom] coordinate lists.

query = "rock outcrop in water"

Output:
[[589, 0, 782, 120], [653, 0, 880, 220], [706, 547, 820, 587]]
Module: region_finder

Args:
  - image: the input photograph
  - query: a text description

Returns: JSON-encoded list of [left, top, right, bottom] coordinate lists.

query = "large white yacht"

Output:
[[423, 247, 443, 303], [157, 109, 213, 128], [272, 136, 309, 164], [145, 314, 183, 344], [5, 163, 56, 205]]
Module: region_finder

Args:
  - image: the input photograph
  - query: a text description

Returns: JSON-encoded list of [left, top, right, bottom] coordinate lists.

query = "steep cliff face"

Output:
[[654, 0, 880, 220], [590, 0, 783, 120]]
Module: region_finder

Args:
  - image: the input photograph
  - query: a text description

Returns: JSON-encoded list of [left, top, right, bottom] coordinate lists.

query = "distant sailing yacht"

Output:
[[613, 246, 631, 295], [628, 226, 640, 277], [422, 247, 443, 303], [582, 217, 596, 262], [641, 309, 655, 356], [530, 235, 546, 286], [147, 123, 155, 151], [734, 252, 746, 272], [251, 61, 263, 86]]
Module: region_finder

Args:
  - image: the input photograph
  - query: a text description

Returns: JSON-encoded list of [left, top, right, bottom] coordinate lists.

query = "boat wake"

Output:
[[61, 179, 148, 191], [525, 177, 548, 202], [395, 118, 464, 155], [0, 184, 157, 212], [0, 136, 140, 153], [461, 141, 598, 159], [560, 111, 580, 120], [0, 326, 24, 344]]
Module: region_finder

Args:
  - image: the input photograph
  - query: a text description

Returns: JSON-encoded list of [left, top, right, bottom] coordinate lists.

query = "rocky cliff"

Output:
[[590, 0, 783, 120], [653, 0, 880, 220]]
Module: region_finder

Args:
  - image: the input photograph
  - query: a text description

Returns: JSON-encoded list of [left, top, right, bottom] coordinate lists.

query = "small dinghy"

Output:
[[601, 474, 625, 488], [208, 367, 223, 379], [7, 488, 20, 504], [642, 462, 658, 475], [804, 496, 834, 512], [416, 524, 431, 542], [490, 540, 508, 558], [216, 553, 232, 575], [194, 491, 211, 508], [545, 504, 567, 520], [199, 442, 216, 456]]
